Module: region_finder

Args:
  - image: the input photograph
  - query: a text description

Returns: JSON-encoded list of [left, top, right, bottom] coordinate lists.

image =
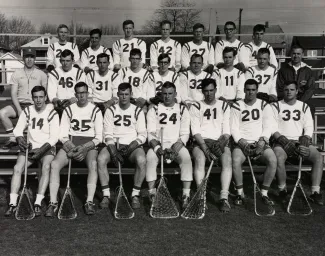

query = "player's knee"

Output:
[[50, 160, 60, 172], [13, 164, 23, 176], [232, 155, 242, 168], [136, 155, 146, 168], [97, 153, 109, 167], [88, 160, 97, 172], [309, 149, 322, 164], [265, 155, 277, 169], [0, 108, 7, 121], [42, 164, 51, 174], [194, 152, 205, 165]]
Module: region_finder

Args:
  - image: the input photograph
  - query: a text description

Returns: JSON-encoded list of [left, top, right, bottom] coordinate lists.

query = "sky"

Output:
[[0, 0, 324, 34]]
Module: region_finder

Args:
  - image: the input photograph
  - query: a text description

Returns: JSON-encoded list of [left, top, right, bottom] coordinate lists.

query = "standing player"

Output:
[[97, 83, 147, 209], [5, 86, 59, 217], [48, 50, 86, 110], [112, 20, 147, 71], [45, 82, 103, 217], [46, 24, 80, 72], [150, 20, 181, 72], [212, 47, 245, 103], [179, 54, 211, 107], [190, 78, 232, 212], [246, 48, 278, 103], [181, 23, 214, 72], [230, 79, 276, 208], [117, 48, 154, 108], [79, 28, 113, 74], [0, 48, 47, 149], [146, 82, 192, 209], [242, 24, 278, 69], [271, 81, 323, 205], [215, 21, 246, 71], [86, 53, 119, 113]]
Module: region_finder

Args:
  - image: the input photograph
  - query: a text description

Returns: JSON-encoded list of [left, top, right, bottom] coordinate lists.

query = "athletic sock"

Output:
[[34, 194, 44, 205], [235, 184, 244, 196], [278, 184, 287, 192], [102, 185, 110, 198], [182, 188, 191, 197], [261, 185, 269, 197], [148, 188, 156, 195], [131, 186, 141, 197], [9, 193, 18, 206], [5, 128, 13, 134], [86, 184, 97, 202], [49, 182, 60, 203], [220, 190, 229, 200], [311, 186, 320, 194]]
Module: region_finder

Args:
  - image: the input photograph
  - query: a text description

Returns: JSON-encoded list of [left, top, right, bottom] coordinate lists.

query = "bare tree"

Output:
[[39, 23, 57, 34]]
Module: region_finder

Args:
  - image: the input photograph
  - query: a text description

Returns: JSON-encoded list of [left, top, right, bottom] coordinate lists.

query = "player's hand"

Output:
[[28, 148, 39, 161], [46, 65, 55, 73], [168, 66, 176, 72], [164, 148, 177, 163], [171, 140, 184, 154], [136, 97, 147, 108], [73, 64, 81, 70], [107, 144, 124, 167], [217, 134, 229, 153], [16, 136, 29, 151], [257, 92, 270, 102], [103, 99, 115, 109], [255, 138, 266, 156], [203, 64, 215, 74], [113, 64, 121, 73], [62, 140, 76, 154], [150, 92, 164, 105], [298, 145, 310, 157], [234, 62, 246, 72], [277, 135, 299, 157], [28, 143, 52, 161], [216, 63, 225, 69], [210, 141, 223, 158], [200, 143, 214, 162], [299, 135, 311, 147], [125, 140, 140, 157], [156, 147, 164, 158], [268, 95, 278, 103], [84, 67, 93, 74], [72, 145, 88, 162], [238, 139, 256, 156]]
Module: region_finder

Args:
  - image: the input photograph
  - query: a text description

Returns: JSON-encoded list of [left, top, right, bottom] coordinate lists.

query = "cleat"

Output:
[[4, 204, 16, 217], [218, 199, 231, 213], [84, 201, 96, 215], [308, 192, 324, 206], [2, 139, 17, 150], [262, 196, 275, 206], [34, 204, 42, 217], [131, 196, 141, 209], [278, 190, 288, 205], [181, 195, 190, 210], [99, 196, 110, 209], [45, 202, 58, 218], [234, 195, 245, 206]]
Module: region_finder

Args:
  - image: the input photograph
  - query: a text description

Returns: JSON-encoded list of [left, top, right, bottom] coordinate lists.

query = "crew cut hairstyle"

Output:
[[90, 28, 102, 37], [123, 20, 134, 28], [223, 46, 237, 57], [253, 24, 265, 33], [190, 53, 203, 63], [162, 81, 176, 91], [130, 48, 142, 57], [118, 82, 132, 93], [201, 78, 217, 91], [74, 82, 88, 92], [97, 53, 110, 62], [160, 20, 172, 28], [284, 80, 298, 89], [31, 86, 47, 96], [224, 21, 236, 29], [193, 23, 204, 31], [158, 53, 171, 63], [57, 24, 69, 33], [60, 49, 74, 60], [244, 78, 259, 90], [257, 47, 270, 56]]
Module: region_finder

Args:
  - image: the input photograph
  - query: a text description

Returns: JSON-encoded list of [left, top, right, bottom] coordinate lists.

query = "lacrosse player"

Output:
[[271, 81, 323, 205], [190, 78, 232, 212], [146, 81, 192, 210], [45, 82, 103, 217], [97, 82, 147, 209], [5, 86, 59, 217], [230, 79, 277, 207]]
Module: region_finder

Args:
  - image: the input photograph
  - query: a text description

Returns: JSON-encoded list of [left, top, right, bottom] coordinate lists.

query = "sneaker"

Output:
[[45, 202, 58, 217], [84, 201, 96, 215], [181, 195, 190, 210], [34, 204, 42, 217], [99, 196, 110, 209], [4, 204, 16, 217], [234, 195, 244, 206], [308, 192, 324, 206], [131, 196, 141, 209], [262, 196, 275, 206], [218, 199, 231, 213], [2, 139, 17, 150]]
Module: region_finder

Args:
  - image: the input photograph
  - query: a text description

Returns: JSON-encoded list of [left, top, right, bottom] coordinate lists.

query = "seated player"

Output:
[[271, 81, 323, 205], [45, 82, 103, 217], [86, 53, 119, 113], [47, 49, 86, 112], [246, 48, 278, 103], [150, 20, 181, 72], [97, 82, 147, 209], [230, 79, 276, 209], [179, 54, 211, 108], [146, 82, 192, 210], [5, 86, 59, 217], [190, 78, 232, 212], [212, 47, 245, 104], [148, 53, 181, 105]]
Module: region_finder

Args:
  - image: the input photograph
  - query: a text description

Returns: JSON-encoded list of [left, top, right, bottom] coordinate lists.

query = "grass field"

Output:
[[0, 173, 325, 256]]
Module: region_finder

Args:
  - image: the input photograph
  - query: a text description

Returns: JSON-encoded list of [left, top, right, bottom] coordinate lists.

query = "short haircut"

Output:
[[31, 86, 47, 96], [123, 20, 134, 28], [57, 24, 69, 33], [97, 53, 110, 62], [74, 82, 88, 92], [130, 48, 142, 57], [60, 49, 74, 60], [284, 80, 298, 89], [224, 21, 236, 29], [90, 28, 102, 37], [201, 78, 216, 91], [291, 44, 304, 52], [257, 47, 270, 56], [160, 20, 172, 28], [253, 24, 265, 33], [118, 82, 132, 93], [190, 53, 203, 63], [162, 81, 176, 91], [244, 79, 259, 90], [223, 46, 237, 57], [193, 23, 204, 31], [158, 53, 171, 63]]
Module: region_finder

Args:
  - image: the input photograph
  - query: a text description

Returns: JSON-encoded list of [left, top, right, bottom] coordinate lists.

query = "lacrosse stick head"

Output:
[[114, 186, 134, 219], [287, 183, 313, 216], [253, 184, 275, 217], [58, 187, 77, 220], [15, 187, 35, 220]]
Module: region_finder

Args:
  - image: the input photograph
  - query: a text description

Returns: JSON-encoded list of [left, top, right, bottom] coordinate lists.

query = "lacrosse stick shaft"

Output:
[[23, 132, 29, 187], [247, 156, 257, 184], [117, 138, 123, 186], [67, 136, 73, 188], [160, 127, 164, 177], [205, 160, 214, 179], [297, 156, 302, 180]]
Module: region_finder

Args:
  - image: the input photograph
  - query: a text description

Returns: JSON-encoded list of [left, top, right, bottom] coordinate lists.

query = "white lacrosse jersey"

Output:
[[179, 70, 211, 102], [117, 67, 154, 100], [181, 41, 215, 70], [13, 104, 59, 149], [215, 39, 245, 65], [230, 99, 273, 143], [46, 42, 80, 68], [150, 39, 182, 69], [60, 102, 103, 145], [212, 67, 245, 100], [191, 100, 230, 140], [246, 65, 278, 95], [242, 41, 278, 68], [86, 70, 119, 103], [103, 104, 146, 145], [271, 100, 313, 140], [47, 67, 86, 102], [147, 103, 190, 149], [79, 45, 113, 71], [112, 38, 147, 68]]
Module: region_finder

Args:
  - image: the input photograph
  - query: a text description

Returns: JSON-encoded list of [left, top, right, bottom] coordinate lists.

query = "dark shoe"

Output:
[[84, 201, 96, 215], [131, 196, 141, 209], [99, 196, 110, 209], [262, 195, 275, 206], [4, 204, 16, 217], [218, 199, 231, 213], [45, 202, 58, 218], [278, 190, 288, 204], [34, 204, 42, 217], [2, 139, 17, 150], [148, 193, 156, 207], [234, 195, 245, 206], [308, 192, 324, 206]]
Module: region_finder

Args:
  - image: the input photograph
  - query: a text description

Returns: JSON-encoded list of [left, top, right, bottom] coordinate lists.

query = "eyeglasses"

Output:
[[158, 61, 170, 65]]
